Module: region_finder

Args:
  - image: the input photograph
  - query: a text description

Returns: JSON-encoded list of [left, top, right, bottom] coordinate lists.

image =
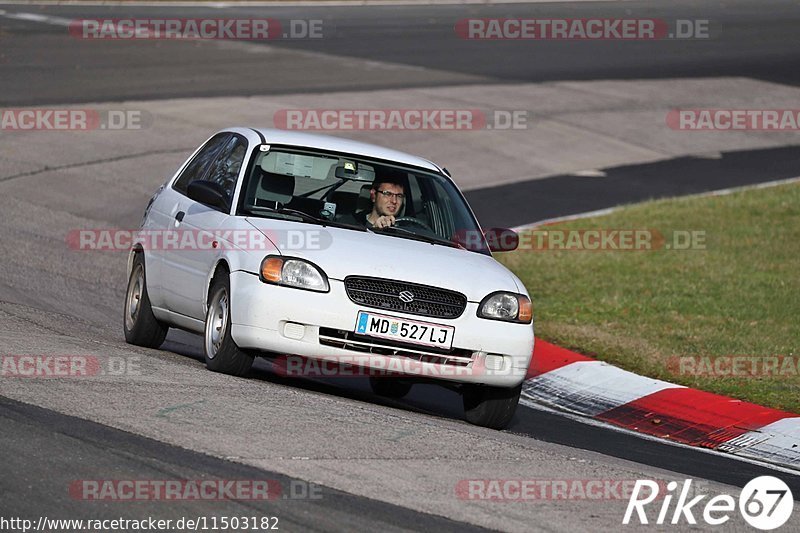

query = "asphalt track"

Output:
[[2, 1, 800, 531], [1, 396, 487, 532], [2, 0, 800, 105], [465, 145, 800, 228]]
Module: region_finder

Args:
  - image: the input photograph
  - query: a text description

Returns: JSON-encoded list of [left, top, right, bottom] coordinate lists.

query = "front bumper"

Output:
[[229, 271, 534, 387]]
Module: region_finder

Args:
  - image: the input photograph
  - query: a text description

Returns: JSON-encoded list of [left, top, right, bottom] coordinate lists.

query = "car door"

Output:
[[161, 133, 248, 320], [143, 133, 230, 311]]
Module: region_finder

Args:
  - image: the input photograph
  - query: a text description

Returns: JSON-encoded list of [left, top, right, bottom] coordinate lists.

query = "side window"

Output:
[[172, 133, 230, 195], [205, 135, 248, 201]]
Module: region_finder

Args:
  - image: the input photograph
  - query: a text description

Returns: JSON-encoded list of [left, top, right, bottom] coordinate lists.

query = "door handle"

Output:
[[175, 211, 185, 222]]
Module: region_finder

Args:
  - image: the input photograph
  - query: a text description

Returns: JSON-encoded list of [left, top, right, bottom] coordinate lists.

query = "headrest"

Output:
[[356, 183, 373, 212], [257, 170, 294, 206]]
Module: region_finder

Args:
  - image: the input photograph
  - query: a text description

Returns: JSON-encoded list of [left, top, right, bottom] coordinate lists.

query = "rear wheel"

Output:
[[123, 253, 168, 348], [369, 377, 413, 399], [462, 384, 522, 430], [204, 273, 254, 377]]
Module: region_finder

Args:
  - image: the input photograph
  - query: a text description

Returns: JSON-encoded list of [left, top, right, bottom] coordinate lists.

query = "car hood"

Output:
[[245, 217, 521, 302]]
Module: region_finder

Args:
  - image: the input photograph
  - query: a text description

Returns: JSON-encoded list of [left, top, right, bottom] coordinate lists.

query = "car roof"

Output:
[[248, 128, 441, 173]]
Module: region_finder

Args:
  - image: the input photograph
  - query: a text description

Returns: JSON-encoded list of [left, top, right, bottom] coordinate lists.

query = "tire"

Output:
[[204, 273, 254, 377], [462, 384, 522, 430], [369, 376, 413, 399], [124, 253, 169, 348]]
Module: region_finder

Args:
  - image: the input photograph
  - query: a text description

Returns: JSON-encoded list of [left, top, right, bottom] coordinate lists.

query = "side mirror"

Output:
[[484, 228, 519, 252], [187, 180, 229, 211]]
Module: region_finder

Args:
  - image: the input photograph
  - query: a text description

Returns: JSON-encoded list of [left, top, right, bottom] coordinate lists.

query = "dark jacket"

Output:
[[337, 210, 371, 227]]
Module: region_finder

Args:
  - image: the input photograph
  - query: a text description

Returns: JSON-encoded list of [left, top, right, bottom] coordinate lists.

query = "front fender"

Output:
[[202, 244, 278, 315]]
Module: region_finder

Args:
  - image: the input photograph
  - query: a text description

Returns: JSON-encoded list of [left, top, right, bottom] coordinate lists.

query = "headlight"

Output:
[[477, 292, 532, 323], [259, 256, 329, 292]]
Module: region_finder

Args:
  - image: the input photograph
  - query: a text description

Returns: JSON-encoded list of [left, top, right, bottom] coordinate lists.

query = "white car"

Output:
[[124, 128, 534, 429]]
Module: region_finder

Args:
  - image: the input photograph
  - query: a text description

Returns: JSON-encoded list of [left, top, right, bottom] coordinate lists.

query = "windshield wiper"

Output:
[[377, 225, 462, 249], [243, 206, 366, 231]]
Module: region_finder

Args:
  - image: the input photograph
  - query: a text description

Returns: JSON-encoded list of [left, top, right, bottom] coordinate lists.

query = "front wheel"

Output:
[[204, 274, 253, 377], [123, 253, 168, 348], [462, 384, 521, 429]]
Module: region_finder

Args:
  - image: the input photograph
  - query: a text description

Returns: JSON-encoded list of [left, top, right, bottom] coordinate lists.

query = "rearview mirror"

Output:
[[335, 163, 373, 181], [187, 180, 229, 211]]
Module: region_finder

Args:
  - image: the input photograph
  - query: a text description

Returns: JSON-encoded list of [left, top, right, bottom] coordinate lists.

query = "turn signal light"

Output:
[[260, 257, 283, 282], [518, 296, 533, 323]]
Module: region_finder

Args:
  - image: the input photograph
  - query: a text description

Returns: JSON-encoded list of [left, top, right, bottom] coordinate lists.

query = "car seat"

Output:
[[253, 169, 294, 209]]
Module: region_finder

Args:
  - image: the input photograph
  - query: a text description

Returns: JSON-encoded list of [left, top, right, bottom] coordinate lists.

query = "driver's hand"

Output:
[[374, 215, 395, 229]]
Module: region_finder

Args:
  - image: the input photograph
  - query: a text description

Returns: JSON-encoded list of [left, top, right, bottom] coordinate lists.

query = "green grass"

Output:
[[498, 182, 800, 413]]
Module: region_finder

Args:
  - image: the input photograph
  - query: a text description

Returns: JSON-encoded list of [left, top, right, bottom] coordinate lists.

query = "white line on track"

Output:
[[2, 11, 72, 26]]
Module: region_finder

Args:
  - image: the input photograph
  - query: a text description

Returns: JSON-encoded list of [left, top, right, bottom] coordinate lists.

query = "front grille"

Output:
[[344, 276, 467, 319]]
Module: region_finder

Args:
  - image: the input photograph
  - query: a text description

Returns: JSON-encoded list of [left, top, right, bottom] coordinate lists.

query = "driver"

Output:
[[367, 177, 405, 229], [348, 175, 405, 229]]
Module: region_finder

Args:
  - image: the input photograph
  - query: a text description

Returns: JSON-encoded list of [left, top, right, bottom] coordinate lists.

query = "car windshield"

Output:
[[238, 147, 490, 254]]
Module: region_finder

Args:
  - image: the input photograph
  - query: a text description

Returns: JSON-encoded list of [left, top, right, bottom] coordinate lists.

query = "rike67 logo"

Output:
[[624, 476, 794, 530]]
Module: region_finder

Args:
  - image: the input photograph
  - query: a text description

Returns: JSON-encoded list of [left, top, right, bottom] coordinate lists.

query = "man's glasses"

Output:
[[376, 189, 406, 201]]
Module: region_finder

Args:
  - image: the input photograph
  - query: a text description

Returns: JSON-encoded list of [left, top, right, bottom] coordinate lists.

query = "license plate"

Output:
[[354, 311, 454, 350]]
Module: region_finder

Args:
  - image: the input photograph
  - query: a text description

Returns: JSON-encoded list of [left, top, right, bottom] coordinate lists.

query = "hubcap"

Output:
[[205, 288, 228, 360], [125, 265, 144, 331]]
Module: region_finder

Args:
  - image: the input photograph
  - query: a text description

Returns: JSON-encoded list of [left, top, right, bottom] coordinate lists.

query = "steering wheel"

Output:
[[394, 216, 433, 232]]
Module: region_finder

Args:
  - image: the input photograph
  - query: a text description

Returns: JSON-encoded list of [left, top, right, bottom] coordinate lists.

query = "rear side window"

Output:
[[172, 133, 230, 195]]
